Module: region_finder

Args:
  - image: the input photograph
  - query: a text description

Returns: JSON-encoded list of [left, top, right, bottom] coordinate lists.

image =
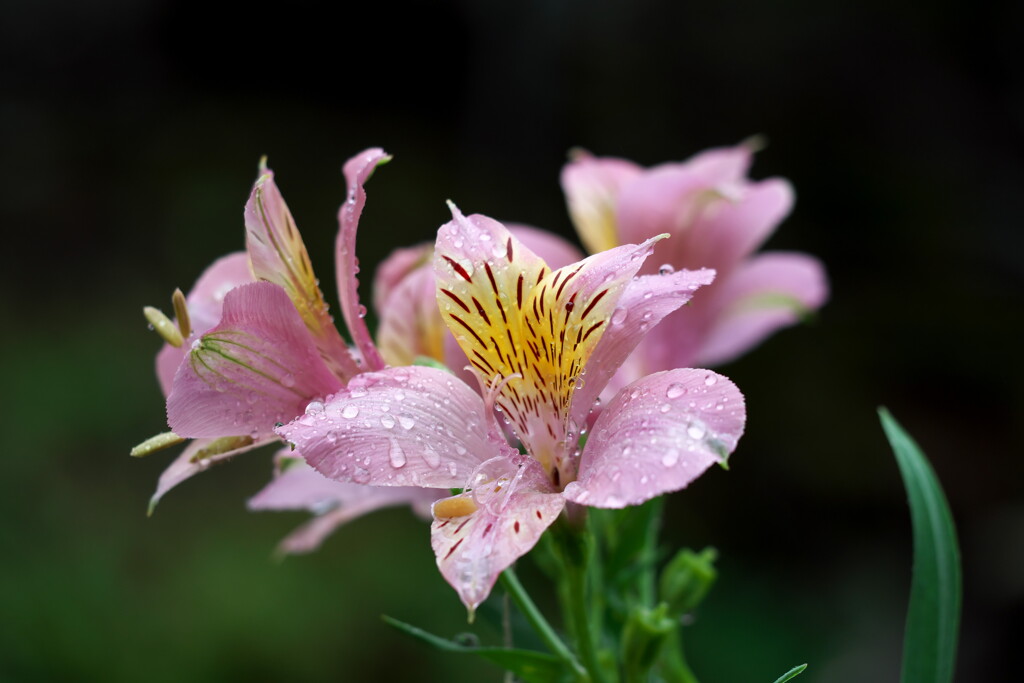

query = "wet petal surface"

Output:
[[278, 366, 509, 490], [565, 369, 745, 508], [167, 282, 343, 439]]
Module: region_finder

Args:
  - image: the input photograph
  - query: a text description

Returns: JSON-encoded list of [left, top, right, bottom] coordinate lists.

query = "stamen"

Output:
[[130, 431, 185, 457], [189, 435, 255, 462], [172, 288, 191, 338], [144, 306, 184, 347]]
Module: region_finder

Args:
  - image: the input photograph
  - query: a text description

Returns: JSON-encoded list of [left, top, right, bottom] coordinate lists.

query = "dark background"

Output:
[[2, 0, 1021, 680]]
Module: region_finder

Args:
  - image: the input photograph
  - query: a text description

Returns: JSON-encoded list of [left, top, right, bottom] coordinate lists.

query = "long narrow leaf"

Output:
[[771, 663, 807, 683], [879, 408, 961, 683], [383, 615, 571, 683]]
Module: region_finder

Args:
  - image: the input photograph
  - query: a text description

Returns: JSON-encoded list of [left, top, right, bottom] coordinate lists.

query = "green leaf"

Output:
[[879, 408, 962, 683], [382, 615, 571, 683], [771, 663, 807, 683]]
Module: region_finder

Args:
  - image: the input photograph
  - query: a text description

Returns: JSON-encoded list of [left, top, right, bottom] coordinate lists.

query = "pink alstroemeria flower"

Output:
[[143, 150, 451, 546], [562, 143, 829, 371], [279, 208, 746, 612]]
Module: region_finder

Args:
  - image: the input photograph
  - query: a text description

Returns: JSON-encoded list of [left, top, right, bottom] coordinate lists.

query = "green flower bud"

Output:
[[659, 547, 718, 617], [621, 603, 675, 679]]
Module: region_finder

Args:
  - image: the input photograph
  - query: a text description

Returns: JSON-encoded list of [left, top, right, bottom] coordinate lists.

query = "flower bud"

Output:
[[620, 603, 675, 678], [659, 547, 718, 617]]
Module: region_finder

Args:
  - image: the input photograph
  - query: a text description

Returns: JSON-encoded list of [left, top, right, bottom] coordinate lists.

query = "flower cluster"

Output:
[[134, 145, 827, 611]]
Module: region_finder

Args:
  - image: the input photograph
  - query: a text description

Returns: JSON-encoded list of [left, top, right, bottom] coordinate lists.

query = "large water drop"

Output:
[[666, 383, 687, 399], [389, 441, 407, 468]]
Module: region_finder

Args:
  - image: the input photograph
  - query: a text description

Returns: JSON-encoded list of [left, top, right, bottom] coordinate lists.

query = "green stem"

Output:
[[565, 559, 608, 683], [499, 569, 589, 682], [638, 497, 665, 607], [550, 520, 609, 683], [661, 626, 700, 683]]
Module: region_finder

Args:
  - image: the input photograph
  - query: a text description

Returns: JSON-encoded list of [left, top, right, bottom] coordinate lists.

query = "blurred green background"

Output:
[[2, 0, 1021, 680]]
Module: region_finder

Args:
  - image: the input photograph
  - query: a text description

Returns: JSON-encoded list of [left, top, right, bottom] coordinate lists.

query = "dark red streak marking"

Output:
[[443, 255, 473, 282], [580, 289, 609, 320], [582, 320, 605, 342], [440, 288, 471, 313], [484, 262, 499, 296], [445, 538, 464, 559], [450, 314, 488, 348], [555, 266, 582, 299], [472, 297, 491, 325]]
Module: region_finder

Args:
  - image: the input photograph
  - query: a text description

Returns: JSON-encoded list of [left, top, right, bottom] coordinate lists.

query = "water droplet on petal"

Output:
[[389, 441, 407, 468], [659, 403, 671, 413], [447, 462, 459, 476], [687, 422, 706, 439], [611, 308, 628, 325], [662, 449, 680, 467], [666, 383, 687, 399], [398, 415, 415, 430], [341, 405, 359, 419], [658, 264, 675, 275], [704, 374, 718, 386], [281, 373, 296, 388], [422, 446, 441, 469], [380, 415, 396, 429]]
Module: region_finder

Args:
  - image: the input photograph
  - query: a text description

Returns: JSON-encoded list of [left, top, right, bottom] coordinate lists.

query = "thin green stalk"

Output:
[[549, 520, 609, 683], [564, 558, 608, 683], [499, 569, 589, 682], [638, 497, 665, 607], [660, 626, 700, 683]]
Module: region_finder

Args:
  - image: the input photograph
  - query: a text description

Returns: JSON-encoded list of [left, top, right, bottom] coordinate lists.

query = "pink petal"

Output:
[[248, 452, 442, 554], [167, 282, 343, 439], [507, 224, 585, 270], [614, 164, 725, 251], [375, 265, 450, 367], [244, 167, 361, 381], [155, 252, 254, 397], [560, 152, 643, 253], [431, 470, 564, 611], [696, 252, 829, 366], [564, 369, 745, 509], [184, 252, 255, 334], [336, 148, 392, 373], [569, 267, 716, 429], [372, 243, 432, 315], [673, 145, 754, 186], [613, 146, 792, 275], [156, 344, 187, 400], [671, 178, 794, 275], [149, 436, 269, 514], [277, 366, 508, 489]]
